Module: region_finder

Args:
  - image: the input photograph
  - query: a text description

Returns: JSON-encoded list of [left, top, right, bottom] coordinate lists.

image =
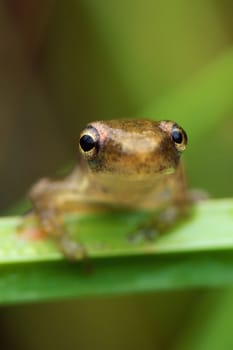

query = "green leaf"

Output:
[[0, 199, 233, 304]]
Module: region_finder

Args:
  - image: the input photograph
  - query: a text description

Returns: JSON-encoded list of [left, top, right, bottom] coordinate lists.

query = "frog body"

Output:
[[29, 119, 188, 259]]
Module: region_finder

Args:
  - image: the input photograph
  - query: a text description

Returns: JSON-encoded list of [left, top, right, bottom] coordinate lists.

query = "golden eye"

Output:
[[171, 125, 187, 152], [79, 126, 99, 159]]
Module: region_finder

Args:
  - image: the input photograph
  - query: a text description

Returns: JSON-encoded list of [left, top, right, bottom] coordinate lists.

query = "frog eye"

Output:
[[80, 134, 95, 152], [171, 125, 187, 152], [79, 126, 99, 158]]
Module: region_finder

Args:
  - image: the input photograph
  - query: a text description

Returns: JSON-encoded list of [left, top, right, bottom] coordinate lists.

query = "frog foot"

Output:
[[58, 235, 87, 260], [188, 189, 209, 203], [128, 227, 159, 244], [32, 208, 87, 260]]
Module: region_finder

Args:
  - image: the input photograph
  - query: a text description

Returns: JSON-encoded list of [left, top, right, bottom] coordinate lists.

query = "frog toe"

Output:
[[59, 236, 87, 260]]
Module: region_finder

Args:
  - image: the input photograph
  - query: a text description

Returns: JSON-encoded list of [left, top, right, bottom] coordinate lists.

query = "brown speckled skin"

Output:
[[86, 120, 180, 174], [29, 119, 188, 258]]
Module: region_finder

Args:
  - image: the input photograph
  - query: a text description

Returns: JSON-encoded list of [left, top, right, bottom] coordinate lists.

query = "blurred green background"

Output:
[[0, 0, 233, 349]]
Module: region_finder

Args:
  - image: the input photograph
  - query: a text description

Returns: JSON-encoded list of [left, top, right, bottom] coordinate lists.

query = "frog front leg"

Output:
[[129, 201, 190, 244], [29, 177, 87, 260]]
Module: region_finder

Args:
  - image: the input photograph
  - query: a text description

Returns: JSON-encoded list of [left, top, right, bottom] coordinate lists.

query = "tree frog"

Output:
[[29, 119, 188, 259]]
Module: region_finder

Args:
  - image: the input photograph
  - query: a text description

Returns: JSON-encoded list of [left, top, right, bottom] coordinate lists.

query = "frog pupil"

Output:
[[171, 130, 183, 144], [80, 135, 95, 151]]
